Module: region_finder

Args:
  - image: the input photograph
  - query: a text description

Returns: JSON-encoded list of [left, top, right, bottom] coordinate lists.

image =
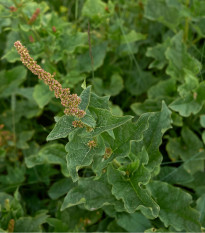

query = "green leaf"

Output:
[[82, 0, 107, 21], [169, 93, 201, 117], [140, 102, 172, 172], [177, 70, 199, 97], [125, 68, 156, 96], [196, 194, 205, 227], [89, 107, 133, 137], [2, 47, 20, 63], [16, 130, 34, 149], [120, 30, 146, 44], [93, 114, 150, 177], [147, 77, 177, 100], [89, 92, 110, 110], [93, 74, 124, 97], [77, 42, 107, 73], [14, 212, 49, 232], [200, 115, 205, 128], [166, 127, 205, 174], [157, 166, 193, 185], [65, 132, 105, 182], [107, 160, 159, 218], [165, 31, 201, 79], [61, 31, 87, 53], [144, 0, 181, 29], [146, 39, 170, 69], [116, 212, 152, 232], [46, 115, 75, 141], [47, 218, 69, 232], [0, 66, 27, 97], [25, 143, 69, 177], [33, 82, 54, 109], [48, 178, 75, 200], [147, 181, 201, 232], [79, 85, 91, 111], [61, 175, 124, 211]]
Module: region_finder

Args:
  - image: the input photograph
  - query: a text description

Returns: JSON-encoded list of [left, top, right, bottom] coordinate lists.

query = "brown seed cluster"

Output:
[[14, 41, 85, 118], [0, 124, 13, 146], [87, 140, 97, 149], [28, 8, 40, 24]]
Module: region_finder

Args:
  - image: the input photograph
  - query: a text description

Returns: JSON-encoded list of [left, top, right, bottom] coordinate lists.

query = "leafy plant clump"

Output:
[[0, 0, 205, 232]]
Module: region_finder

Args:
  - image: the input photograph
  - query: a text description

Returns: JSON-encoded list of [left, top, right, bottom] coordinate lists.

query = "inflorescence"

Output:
[[14, 41, 85, 118]]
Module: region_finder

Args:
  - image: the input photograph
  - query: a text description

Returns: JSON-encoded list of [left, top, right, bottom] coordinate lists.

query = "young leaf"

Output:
[[46, 115, 75, 141], [89, 107, 133, 137]]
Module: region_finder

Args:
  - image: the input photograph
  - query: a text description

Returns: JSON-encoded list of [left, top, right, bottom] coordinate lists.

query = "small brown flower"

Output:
[[52, 26, 56, 33], [9, 6, 17, 12]]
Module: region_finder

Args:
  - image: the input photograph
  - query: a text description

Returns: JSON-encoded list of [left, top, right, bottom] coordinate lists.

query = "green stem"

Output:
[[11, 94, 17, 156], [183, 0, 190, 43]]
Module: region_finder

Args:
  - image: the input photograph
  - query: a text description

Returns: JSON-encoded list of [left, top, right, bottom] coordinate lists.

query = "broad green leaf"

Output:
[[61, 31, 87, 53], [0, 165, 26, 187], [196, 194, 205, 226], [125, 68, 156, 96], [16, 87, 35, 101], [65, 132, 105, 182], [131, 99, 161, 116], [144, 0, 181, 29], [81, 111, 96, 128], [0, 66, 27, 97], [147, 181, 201, 232], [166, 127, 205, 174], [33, 82, 54, 109], [186, 171, 205, 196], [107, 162, 159, 219], [14, 212, 49, 232], [2, 47, 20, 63], [61, 175, 124, 211], [169, 93, 202, 117], [46, 115, 75, 141], [200, 115, 205, 128], [107, 220, 125, 232], [93, 74, 124, 96], [89, 107, 133, 137], [140, 102, 172, 172], [47, 218, 69, 232], [165, 31, 201, 79], [57, 206, 102, 231], [147, 77, 177, 100], [79, 85, 92, 111], [157, 166, 193, 185], [89, 92, 110, 110], [82, 0, 107, 22], [116, 212, 152, 232], [146, 39, 170, 70], [120, 30, 146, 44], [48, 178, 75, 200], [25, 143, 69, 177], [177, 70, 199, 97], [77, 42, 107, 73], [16, 130, 34, 149], [93, 114, 150, 177]]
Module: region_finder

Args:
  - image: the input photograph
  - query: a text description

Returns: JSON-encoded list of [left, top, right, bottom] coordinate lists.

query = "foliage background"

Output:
[[0, 0, 205, 232]]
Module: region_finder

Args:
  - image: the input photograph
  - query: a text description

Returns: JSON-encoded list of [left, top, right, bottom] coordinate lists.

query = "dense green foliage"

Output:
[[0, 0, 205, 232]]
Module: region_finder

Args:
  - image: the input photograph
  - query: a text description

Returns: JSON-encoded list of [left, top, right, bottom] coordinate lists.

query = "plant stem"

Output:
[[183, 0, 190, 43]]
